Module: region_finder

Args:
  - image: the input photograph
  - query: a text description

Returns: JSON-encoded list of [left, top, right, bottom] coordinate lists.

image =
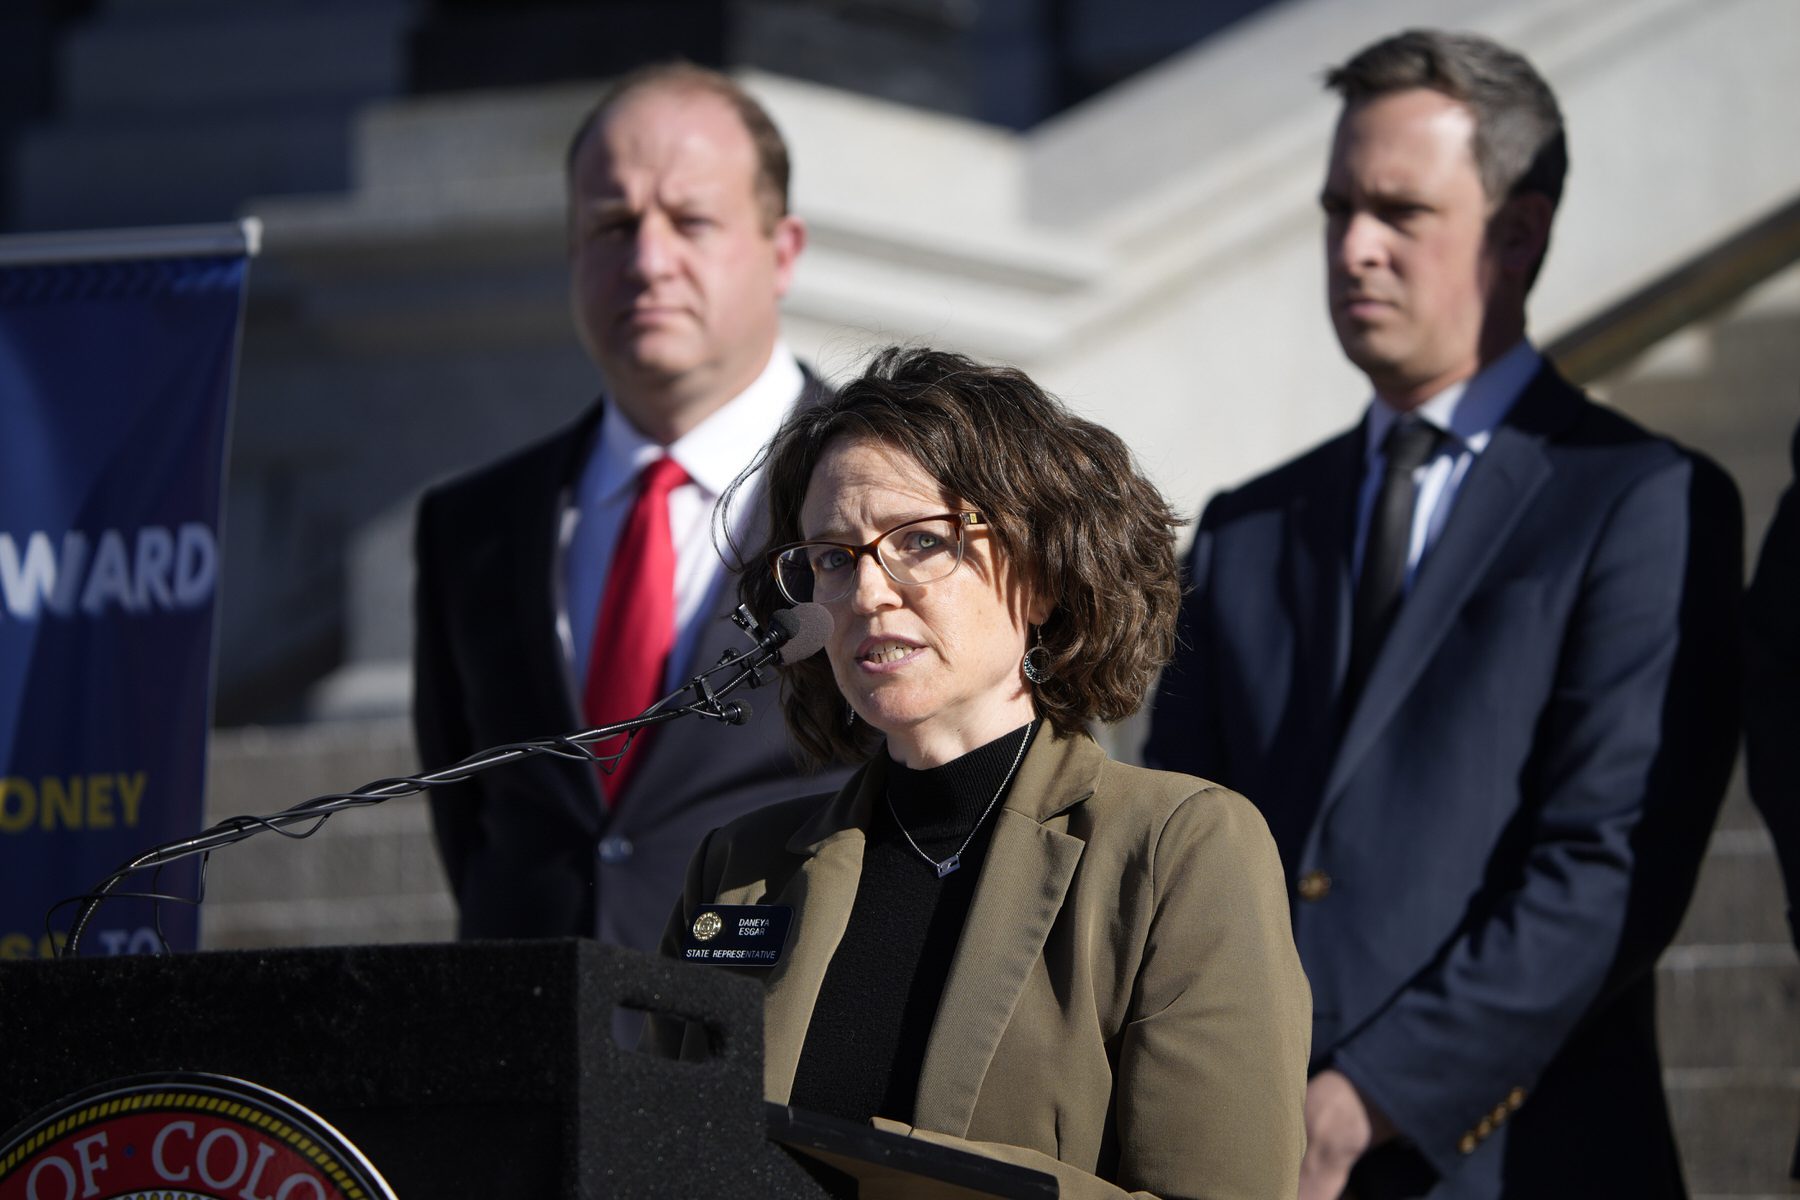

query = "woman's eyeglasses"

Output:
[[769, 511, 987, 606]]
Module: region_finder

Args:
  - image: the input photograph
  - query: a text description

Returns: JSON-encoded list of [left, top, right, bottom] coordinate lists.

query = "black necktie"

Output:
[[1347, 419, 1443, 701]]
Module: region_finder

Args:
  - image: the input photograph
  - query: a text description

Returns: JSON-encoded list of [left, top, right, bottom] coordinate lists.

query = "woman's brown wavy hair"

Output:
[[727, 346, 1182, 766]]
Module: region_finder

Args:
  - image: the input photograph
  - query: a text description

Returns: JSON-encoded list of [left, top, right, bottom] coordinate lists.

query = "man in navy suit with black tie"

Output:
[[414, 64, 850, 956], [1146, 30, 1740, 1199]]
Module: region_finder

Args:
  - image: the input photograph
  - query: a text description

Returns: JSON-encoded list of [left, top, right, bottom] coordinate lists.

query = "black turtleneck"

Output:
[[787, 720, 1037, 1129]]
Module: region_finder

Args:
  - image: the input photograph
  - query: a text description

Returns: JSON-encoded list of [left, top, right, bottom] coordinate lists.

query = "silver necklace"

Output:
[[887, 723, 1034, 879]]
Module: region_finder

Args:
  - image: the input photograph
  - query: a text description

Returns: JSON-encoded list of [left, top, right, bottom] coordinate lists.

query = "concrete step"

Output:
[[1665, 1073, 1800, 1195], [197, 719, 452, 950], [8, 1, 413, 232], [1605, 379, 1794, 561], [213, 325, 595, 723], [1718, 786, 1773, 835], [1712, 315, 1800, 398], [1605, 370, 1792, 461], [1596, 293, 1800, 550], [1658, 953, 1800, 1070], [12, 104, 357, 230], [58, 1, 411, 117], [1676, 826, 1794, 948], [1655, 737, 1799, 1195]]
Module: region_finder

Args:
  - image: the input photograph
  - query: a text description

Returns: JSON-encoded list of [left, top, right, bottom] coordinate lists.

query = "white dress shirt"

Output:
[[1352, 340, 1542, 592], [559, 344, 805, 694]]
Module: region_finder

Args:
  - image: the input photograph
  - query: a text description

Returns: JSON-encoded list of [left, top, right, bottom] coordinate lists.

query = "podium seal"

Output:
[[0, 1072, 397, 1200]]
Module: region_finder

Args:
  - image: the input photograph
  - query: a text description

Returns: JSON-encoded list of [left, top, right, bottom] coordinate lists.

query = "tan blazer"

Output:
[[658, 730, 1310, 1199]]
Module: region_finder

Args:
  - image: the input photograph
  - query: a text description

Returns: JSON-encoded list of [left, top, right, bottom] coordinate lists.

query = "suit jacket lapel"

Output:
[[488, 408, 595, 740], [912, 732, 1095, 1137], [1324, 368, 1576, 804]]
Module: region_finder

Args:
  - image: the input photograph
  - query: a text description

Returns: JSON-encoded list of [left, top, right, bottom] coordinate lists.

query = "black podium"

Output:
[[0, 940, 1055, 1198]]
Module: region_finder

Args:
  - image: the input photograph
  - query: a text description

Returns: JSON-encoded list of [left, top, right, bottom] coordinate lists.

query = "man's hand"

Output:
[[1298, 1069, 1395, 1200]]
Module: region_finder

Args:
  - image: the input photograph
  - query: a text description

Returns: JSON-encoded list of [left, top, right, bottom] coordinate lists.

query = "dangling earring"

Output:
[[1022, 626, 1052, 685], [846, 702, 858, 727]]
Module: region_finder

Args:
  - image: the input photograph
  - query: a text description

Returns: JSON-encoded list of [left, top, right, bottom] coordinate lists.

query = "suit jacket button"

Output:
[[1507, 1086, 1527, 1110], [1476, 1117, 1494, 1138], [1297, 869, 1332, 901], [1459, 1132, 1478, 1155], [1491, 1102, 1509, 1125], [598, 835, 634, 864]]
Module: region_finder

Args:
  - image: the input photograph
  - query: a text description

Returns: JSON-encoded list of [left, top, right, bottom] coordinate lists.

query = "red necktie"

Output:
[[584, 456, 690, 806]]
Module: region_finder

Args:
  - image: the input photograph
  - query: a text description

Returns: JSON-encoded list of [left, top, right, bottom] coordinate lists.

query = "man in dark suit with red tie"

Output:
[[413, 63, 850, 955], [1146, 30, 1741, 1199]]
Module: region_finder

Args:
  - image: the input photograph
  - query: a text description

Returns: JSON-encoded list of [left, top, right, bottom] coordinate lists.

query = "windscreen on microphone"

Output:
[[772, 603, 832, 664]]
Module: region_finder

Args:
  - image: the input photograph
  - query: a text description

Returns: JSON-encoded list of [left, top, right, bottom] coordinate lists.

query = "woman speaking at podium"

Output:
[[656, 348, 1309, 1198]]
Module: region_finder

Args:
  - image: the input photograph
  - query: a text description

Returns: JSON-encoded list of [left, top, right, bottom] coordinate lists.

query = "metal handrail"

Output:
[[1548, 195, 1800, 385]]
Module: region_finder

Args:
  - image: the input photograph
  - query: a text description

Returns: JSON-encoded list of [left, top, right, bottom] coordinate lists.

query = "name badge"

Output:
[[682, 904, 794, 966]]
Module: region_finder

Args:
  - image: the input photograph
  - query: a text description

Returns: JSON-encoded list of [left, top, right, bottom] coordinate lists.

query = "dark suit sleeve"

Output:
[[1331, 452, 1742, 1173], [412, 486, 481, 909], [1144, 500, 1225, 778], [1746, 430, 1800, 951]]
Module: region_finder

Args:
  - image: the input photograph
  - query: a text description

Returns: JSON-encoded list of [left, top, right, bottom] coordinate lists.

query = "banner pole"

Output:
[[0, 218, 261, 267]]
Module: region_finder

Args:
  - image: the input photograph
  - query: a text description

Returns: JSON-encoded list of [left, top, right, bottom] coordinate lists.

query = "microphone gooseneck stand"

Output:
[[56, 604, 830, 958]]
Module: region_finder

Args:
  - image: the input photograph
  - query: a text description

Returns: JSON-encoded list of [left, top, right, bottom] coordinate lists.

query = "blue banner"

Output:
[[0, 243, 249, 958]]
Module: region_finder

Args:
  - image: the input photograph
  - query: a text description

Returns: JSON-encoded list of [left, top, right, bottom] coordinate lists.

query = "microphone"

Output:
[[768, 603, 831, 664], [59, 607, 831, 956], [686, 604, 831, 723]]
